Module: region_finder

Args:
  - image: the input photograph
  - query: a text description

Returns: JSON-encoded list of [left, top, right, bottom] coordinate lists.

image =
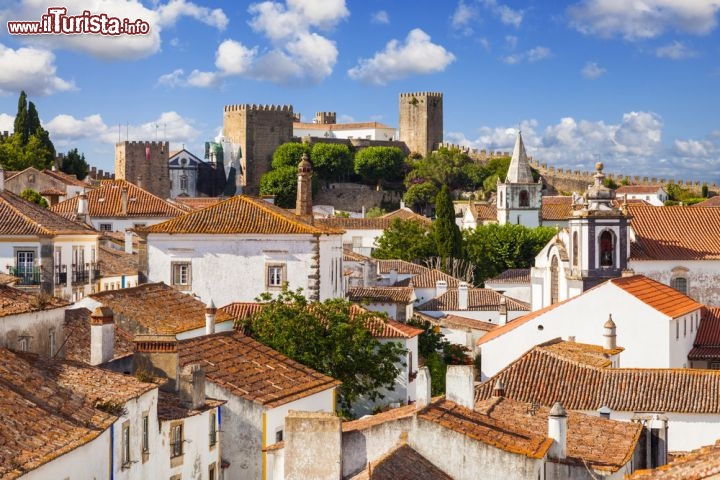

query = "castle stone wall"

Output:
[[399, 92, 443, 157], [115, 141, 170, 198]]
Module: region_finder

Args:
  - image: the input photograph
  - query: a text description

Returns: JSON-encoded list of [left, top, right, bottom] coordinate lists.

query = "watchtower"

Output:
[[115, 141, 170, 199], [223, 104, 294, 195], [398, 92, 443, 157]]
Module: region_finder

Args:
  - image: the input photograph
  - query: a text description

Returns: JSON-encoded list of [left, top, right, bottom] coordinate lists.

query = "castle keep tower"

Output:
[[115, 141, 170, 199], [223, 104, 294, 195], [399, 92, 443, 157]]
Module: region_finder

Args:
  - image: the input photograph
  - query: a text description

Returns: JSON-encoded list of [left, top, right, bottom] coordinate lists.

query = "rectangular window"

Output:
[[711, 362, 720, 370], [266, 264, 285, 289], [172, 262, 191, 289], [15, 250, 36, 285], [275, 429, 283, 443], [121, 423, 131, 467], [142, 415, 149, 453], [170, 424, 183, 458], [99, 223, 113, 232], [209, 412, 217, 447]]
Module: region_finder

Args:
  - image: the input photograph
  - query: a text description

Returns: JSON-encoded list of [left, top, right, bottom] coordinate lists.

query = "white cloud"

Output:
[[248, 0, 348, 42], [655, 41, 698, 59], [0, 44, 74, 95], [581, 61, 606, 79], [451, 1, 479, 35], [505, 35, 518, 49], [157, 69, 186, 87], [481, 0, 523, 28], [674, 138, 717, 157], [348, 29, 455, 85], [502, 45, 551, 64], [45, 114, 108, 141], [568, 0, 720, 40], [215, 40, 257, 75], [371, 10, 389, 24], [1, 0, 228, 60], [186, 70, 221, 88], [0, 113, 15, 132]]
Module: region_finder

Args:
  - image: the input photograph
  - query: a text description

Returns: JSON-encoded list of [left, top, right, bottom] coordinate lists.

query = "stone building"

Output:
[[398, 92, 443, 157], [496, 131, 542, 227], [115, 141, 171, 199]]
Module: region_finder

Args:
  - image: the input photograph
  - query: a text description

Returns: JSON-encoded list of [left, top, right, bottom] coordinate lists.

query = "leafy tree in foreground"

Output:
[[271, 142, 311, 169], [60, 148, 89, 180], [259, 166, 298, 208], [20, 188, 48, 208], [239, 288, 407, 416], [372, 218, 436, 262], [403, 181, 438, 213], [354, 146, 405, 186], [433, 185, 462, 259], [311, 142, 353, 181]]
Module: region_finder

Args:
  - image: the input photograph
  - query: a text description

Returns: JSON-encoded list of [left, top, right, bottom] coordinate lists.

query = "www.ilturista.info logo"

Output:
[[7, 7, 150, 35]]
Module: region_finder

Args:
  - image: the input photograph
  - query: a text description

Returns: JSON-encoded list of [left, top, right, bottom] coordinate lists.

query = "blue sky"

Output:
[[0, 0, 718, 183]]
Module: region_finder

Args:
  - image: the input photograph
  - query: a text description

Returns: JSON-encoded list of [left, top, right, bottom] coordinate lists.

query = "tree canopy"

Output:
[[239, 288, 407, 416], [19, 188, 48, 208], [259, 165, 298, 208], [354, 146, 405, 186], [372, 219, 436, 262], [433, 185, 462, 259], [310, 142, 353, 181], [1, 91, 56, 171], [402, 182, 438, 213], [60, 148, 89, 180], [271, 142, 311, 169]]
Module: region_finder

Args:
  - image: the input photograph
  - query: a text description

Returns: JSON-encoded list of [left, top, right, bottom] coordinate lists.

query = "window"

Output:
[[15, 250, 36, 285], [142, 415, 149, 454], [266, 264, 285, 289], [172, 262, 191, 289], [209, 413, 217, 447], [121, 422, 131, 467], [180, 174, 188, 191], [275, 429, 283, 443], [519, 189, 529, 207], [18, 336, 30, 352], [671, 277, 688, 295], [599, 231, 614, 267], [170, 424, 183, 458], [99, 223, 113, 232], [572, 231, 579, 267]]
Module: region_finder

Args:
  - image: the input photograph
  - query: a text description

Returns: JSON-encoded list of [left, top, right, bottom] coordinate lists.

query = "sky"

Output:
[[0, 0, 718, 184]]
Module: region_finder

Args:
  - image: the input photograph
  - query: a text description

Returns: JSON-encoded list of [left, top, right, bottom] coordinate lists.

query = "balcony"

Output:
[[55, 265, 67, 285], [71, 264, 101, 285], [7, 266, 40, 286]]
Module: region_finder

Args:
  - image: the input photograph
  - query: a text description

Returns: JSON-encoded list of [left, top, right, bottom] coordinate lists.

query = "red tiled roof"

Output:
[[171, 196, 223, 211], [693, 195, 720, 207], [628, 439, 720, 479], [541, 195, 573, 221], [364, 317, 423, 339], [39, 187, 65, 196], [178, 331, 340, 408], [157, 390, 224, 420], [395, 269, 461, 288], [610, 275, 702, 318], [475, 343, 720, 413], [417, 288, 530, 312], [355, 443, 453, 480], [377, 260, 429, 275], [42, 169, 88, 187], [348, 287, 415, 304], [343, 248, 372, 262], [381, 208, 431, 224], [90, 282, 232, 335], [97, 245, 138, 276], [342, 403, 417, 432], [688, 307, 720, 360], [317, 217, 394, 230], [0, 190, 96, 235], [437, 314, 498, 332], [628, 205, 720, 260], [50, 179, 185, 218], [616, 185, 664, 195], [467, 202, 497, 222], [219, 302, 266, 321], [0, 284, 68, 317], [143, 195, 341, 235], [485, 268, 531, 284]]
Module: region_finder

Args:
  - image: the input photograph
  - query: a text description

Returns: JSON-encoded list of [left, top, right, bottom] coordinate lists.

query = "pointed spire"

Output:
[[506, 130, 534, 183]]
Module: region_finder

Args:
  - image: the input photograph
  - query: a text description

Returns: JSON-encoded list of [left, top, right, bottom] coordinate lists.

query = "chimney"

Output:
[[388, 268, 398, 286], [295, 153, 313, 222], [492, 379, 505, 397], [499, 296, 508, 326], [548, 402, 568, 460], [0, 167, 4, 191], [597, 405, 611, 419], [435, 280, 448, 298], [120, 186, 128, 215], [133, 334, 179, 391], [179, 364, 206, 410], [604, 314, 617, 350], [458, 282, 469, 310], [284, 411, 342, 480], [416, 366, 431, 409], [621, 269, 636, 278], [77, 192, 89, 223], [90, 307, 115, 365], [124, 229, 134, 254], [445, 365, 475, 410], [205, 298, 216, 335]]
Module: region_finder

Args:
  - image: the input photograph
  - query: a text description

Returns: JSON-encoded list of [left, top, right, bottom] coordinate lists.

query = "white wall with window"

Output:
[[631, 260, 720, 306], [112, 388, 160, 480]]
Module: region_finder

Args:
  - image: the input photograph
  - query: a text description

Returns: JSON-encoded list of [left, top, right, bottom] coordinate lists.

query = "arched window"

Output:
[[671, 277, 688, 295], [572, 231, 579, 267], [519, 190, 530, 207], [599, 231, 614, 267], [550, 256, 559, 305]]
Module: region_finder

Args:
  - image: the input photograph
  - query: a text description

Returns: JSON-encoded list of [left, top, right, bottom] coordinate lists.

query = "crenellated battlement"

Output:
[[400, 92, 443, 98], [115, 140, 169, 148], [437, 142, 513, 160], [224, 104, 293, 112]]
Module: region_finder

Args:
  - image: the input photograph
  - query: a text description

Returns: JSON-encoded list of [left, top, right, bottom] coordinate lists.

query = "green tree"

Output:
[[14, 91, 29, 144], [60, 148, 89, 180], [405, 147, 482, 191], [463, 223, 556, 285], [365, 207, 387, 218], [702, 184, 709, 198], [19, 188, 48, 208], [403, 182, 438, 213], [433, 185, 462, 259], [240, 288, 407, 416], [2, 91, 55, 170], [271, 142, 311, 169], [259, 166, 298, 208], [372, 219, 436, 262], [310, 143, 353, 181], [354, 146, 405, 186]]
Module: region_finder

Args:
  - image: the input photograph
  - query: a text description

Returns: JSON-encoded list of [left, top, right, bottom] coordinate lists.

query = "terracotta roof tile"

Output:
[[42, 169, 88, 187], [541, 195, 574, 221], [417, 288, 530, 312], [381, 208, 431, 224], [348, 287, 415, 304], [220, 302, 266, 321], [97, 245, 138, 276], [476, 342, 720, 413], [610, 275, 703, 318], [485, 268, 531, 284], [178, 331, 340, 408], [342, 404, 417, 432], [0, 284, 68, 318], [90, 282, 232, 335], [363, 316, 423, 339], [0, 190, 96, 235], [693, 195, 720, 207], [0, 273, 17, 285], [171, 196, 224, 211], [627, 440, 720, 479], [39, 187, 66, 196], [143, 195, 341, 235], [616, 185, 665, 195], [376, 260, 429, 275], [435, 314, 498, 332], [343, 248, 372, 262], [63, 308, 135, 363], [360, 443, 452, 480], [688, 307, 720, 360], [394, 269, 460, 288], [467, 202, 497, 222], [157, 390, 224, 420], [50, 179, 185, 218], [628, 205, 720, 260]]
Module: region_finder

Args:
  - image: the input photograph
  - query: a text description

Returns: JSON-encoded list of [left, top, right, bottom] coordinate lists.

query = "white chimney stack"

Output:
[[77, 192, 88, 214], [458, 282, 469, 310], [179, 364, 206, 409], [604, 314, 617, 350], [120, 186, 129, 216], [90, 306, 115, 365], [445, 365, 475, 410], [415, 367, 431, 409], [388, 268, 398, 286], [436, 280, 448, 298], [548, 402, 568, 460], [124, 229, 134, 254], [205, 298, 217, 335]]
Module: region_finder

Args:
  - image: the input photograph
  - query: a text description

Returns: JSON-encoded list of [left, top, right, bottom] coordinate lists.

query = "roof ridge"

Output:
[[0, 191, 53, 235]]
